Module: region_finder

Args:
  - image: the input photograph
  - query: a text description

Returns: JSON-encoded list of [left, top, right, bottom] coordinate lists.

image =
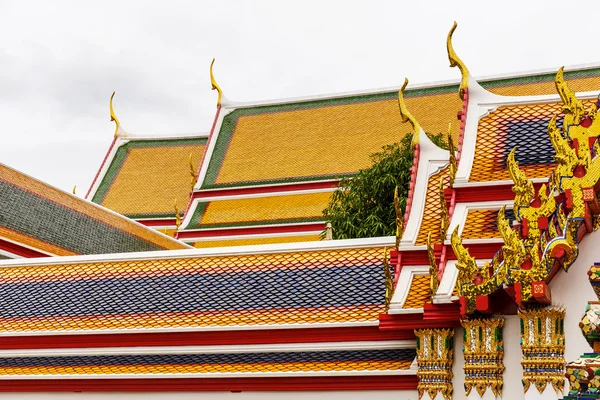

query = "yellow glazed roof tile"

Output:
[[193, 234, 322, 248], [415, 166, 450, 246], [402, 274, 430, 309]]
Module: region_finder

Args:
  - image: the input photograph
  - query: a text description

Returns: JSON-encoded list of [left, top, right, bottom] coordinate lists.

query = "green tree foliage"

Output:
[[322, 133, 448, 240]]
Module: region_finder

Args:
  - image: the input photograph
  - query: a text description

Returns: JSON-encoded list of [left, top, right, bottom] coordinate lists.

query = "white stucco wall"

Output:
[[0, 390, 419, 400]]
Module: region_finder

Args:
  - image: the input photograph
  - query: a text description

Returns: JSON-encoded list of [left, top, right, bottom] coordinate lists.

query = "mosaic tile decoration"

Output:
[[0, 164, 188, 256], [0, 349, 416, 376], [461, 208, 516, 240], [92, 138, 207, 219], [0, 247, 387, 332]]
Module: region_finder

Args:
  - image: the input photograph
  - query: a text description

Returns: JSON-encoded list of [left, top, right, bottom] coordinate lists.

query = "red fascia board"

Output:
[[445, 242, 501, 260], [137, 219, 177, 227], [177, 223, 326, 239], [379, 312, 461, 331], [453, 181, 545, 203], [0, 326, 414, 350], [193, 180, 339, 200], [0, 237, 51, 258], [0, 375, 418, 392]]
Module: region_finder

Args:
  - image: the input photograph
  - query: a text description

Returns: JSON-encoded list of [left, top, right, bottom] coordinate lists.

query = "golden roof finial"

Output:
[[398, 78, 421, 148], [555, 66, 585, 126], [447, 21, 469, 100], [439, 177, 449, 240], [174, 199, 182, 229], [427, 232, 439, 301], [383, 247, 395, 312], [210, 58, 223, 107], [189, 153, 197, 191], [72, 185, 77, 195], [394, 186, 404, 249], [447, 123, 457, 186], [109, 91, 121, 137]]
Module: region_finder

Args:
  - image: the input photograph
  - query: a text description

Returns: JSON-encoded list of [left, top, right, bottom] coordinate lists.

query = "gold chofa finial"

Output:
[[447, 21, 469, 100], [72, 185, 77, 195], [174, 199, 182, 229], [110, 91, 121, 137], [189, 153, 197, 191], [398, 78, 421, 148], [447, 123, 457, 186], [210, 58, 223, 106]]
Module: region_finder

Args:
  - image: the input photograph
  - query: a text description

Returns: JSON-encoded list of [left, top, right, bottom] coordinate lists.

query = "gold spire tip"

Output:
[[210, 58, 223, 106], [398, 78, 421, 148], [446, 21, 469, 100], [109, 91, 121, 137]]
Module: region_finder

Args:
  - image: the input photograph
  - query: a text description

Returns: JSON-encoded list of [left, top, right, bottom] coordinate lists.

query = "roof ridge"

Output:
[[222, 62, 600, 110]]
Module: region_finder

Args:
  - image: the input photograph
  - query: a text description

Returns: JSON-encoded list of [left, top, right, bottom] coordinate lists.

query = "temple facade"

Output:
[[1, 22, 600, 399]]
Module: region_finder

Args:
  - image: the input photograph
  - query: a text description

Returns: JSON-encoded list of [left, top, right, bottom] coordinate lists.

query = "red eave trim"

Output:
[[0, 375, 418, 392], [0, 326, 413, 350], [453, 181, 546, 204], [86, 136, 118, 199], [0, 238, 51, 258], [137, 218, 177, 227], [192, 180, 339, 200], [379, 311, 461, 331], [177, 223, 326, 239]]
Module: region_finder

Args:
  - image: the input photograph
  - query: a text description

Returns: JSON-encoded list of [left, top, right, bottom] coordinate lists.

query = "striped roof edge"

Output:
[[87, 134, 209, 220], [0, 163, 191, 257]]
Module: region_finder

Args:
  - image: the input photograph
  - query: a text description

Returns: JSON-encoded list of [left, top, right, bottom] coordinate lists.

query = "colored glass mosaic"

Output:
[[93, 138, 207, 219], [519, 308, 565, 394], [415, 166, 450, 246], [0, 164, 188, 256], [415, 328, 454, 400], [0, 349, 415, 376], [461, 318, 505, 397], [461, 208, 516, 240], [402, 274, 431, 309], [0, 247, 387, 332]]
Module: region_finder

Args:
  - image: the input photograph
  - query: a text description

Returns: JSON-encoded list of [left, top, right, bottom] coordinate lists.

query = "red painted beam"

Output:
[[379, 312, 460, 331], [192, 180, 340, 200], [137, 218, 177, 227], [0, 375, 418, 392], [177, 223, 326, 239], [453, 181, 545, 204], [0, 238, 51, 258], [0, 326, 413, 350]]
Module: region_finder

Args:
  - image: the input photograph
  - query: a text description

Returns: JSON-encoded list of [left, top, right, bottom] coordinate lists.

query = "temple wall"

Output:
[[0, 391, 419, 399]]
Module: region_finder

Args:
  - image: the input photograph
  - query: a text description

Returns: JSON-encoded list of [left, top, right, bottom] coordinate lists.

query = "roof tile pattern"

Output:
[[402, 274, 430, 309], [0, 247, 387, 332], [92, 138, 207, 219], [186, 191, 331, 229], [0, 164, 188, 256], [461, 208, 516, 240], [0, 349, 415, 376], [470, 100, 595, 182], [415, 166, 450, 246]]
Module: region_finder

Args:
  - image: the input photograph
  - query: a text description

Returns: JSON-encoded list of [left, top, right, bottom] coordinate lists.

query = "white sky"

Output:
[[1, 0, 599, 193]]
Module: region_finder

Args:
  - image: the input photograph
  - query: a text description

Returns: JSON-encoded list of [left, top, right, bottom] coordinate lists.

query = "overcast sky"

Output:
[[1, 0, 599, 194]]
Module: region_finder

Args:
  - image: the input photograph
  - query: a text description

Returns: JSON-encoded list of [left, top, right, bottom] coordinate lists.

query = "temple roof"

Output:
[[183, 65, 600, 246], [0, 163, 190, 258], [0, 238, 391, 333], [88, 135, 207, 220]]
